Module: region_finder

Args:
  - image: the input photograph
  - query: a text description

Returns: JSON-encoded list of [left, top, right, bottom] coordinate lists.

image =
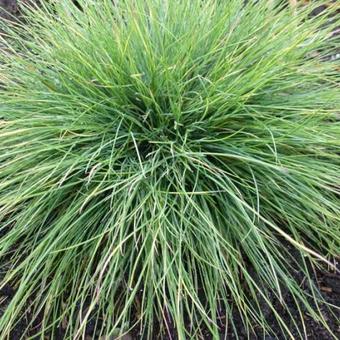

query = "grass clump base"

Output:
[[0, 0, 339, 338]]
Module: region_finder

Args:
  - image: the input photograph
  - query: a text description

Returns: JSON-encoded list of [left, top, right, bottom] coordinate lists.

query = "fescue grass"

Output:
[[0, 0, 339, 338]]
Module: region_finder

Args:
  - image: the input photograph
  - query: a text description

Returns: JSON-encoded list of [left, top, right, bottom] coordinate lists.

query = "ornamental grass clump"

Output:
[[0, 0, 339, 338]]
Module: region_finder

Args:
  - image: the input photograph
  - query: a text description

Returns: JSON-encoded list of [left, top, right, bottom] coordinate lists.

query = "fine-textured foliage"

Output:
[[0, 0, 339, 338]]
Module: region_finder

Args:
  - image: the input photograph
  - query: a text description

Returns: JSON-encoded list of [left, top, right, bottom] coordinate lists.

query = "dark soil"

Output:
[[1, 1, 339, 339], [1, 254, 339, 339], [0, 0, 19, 20]]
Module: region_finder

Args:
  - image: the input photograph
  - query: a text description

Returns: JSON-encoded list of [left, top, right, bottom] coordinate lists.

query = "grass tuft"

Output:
[[0, 0, 339, 338]]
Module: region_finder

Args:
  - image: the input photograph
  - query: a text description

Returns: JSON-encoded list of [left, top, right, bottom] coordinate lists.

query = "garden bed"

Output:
[[1, 258, 339, 338], [0, 1, 339, 339]]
